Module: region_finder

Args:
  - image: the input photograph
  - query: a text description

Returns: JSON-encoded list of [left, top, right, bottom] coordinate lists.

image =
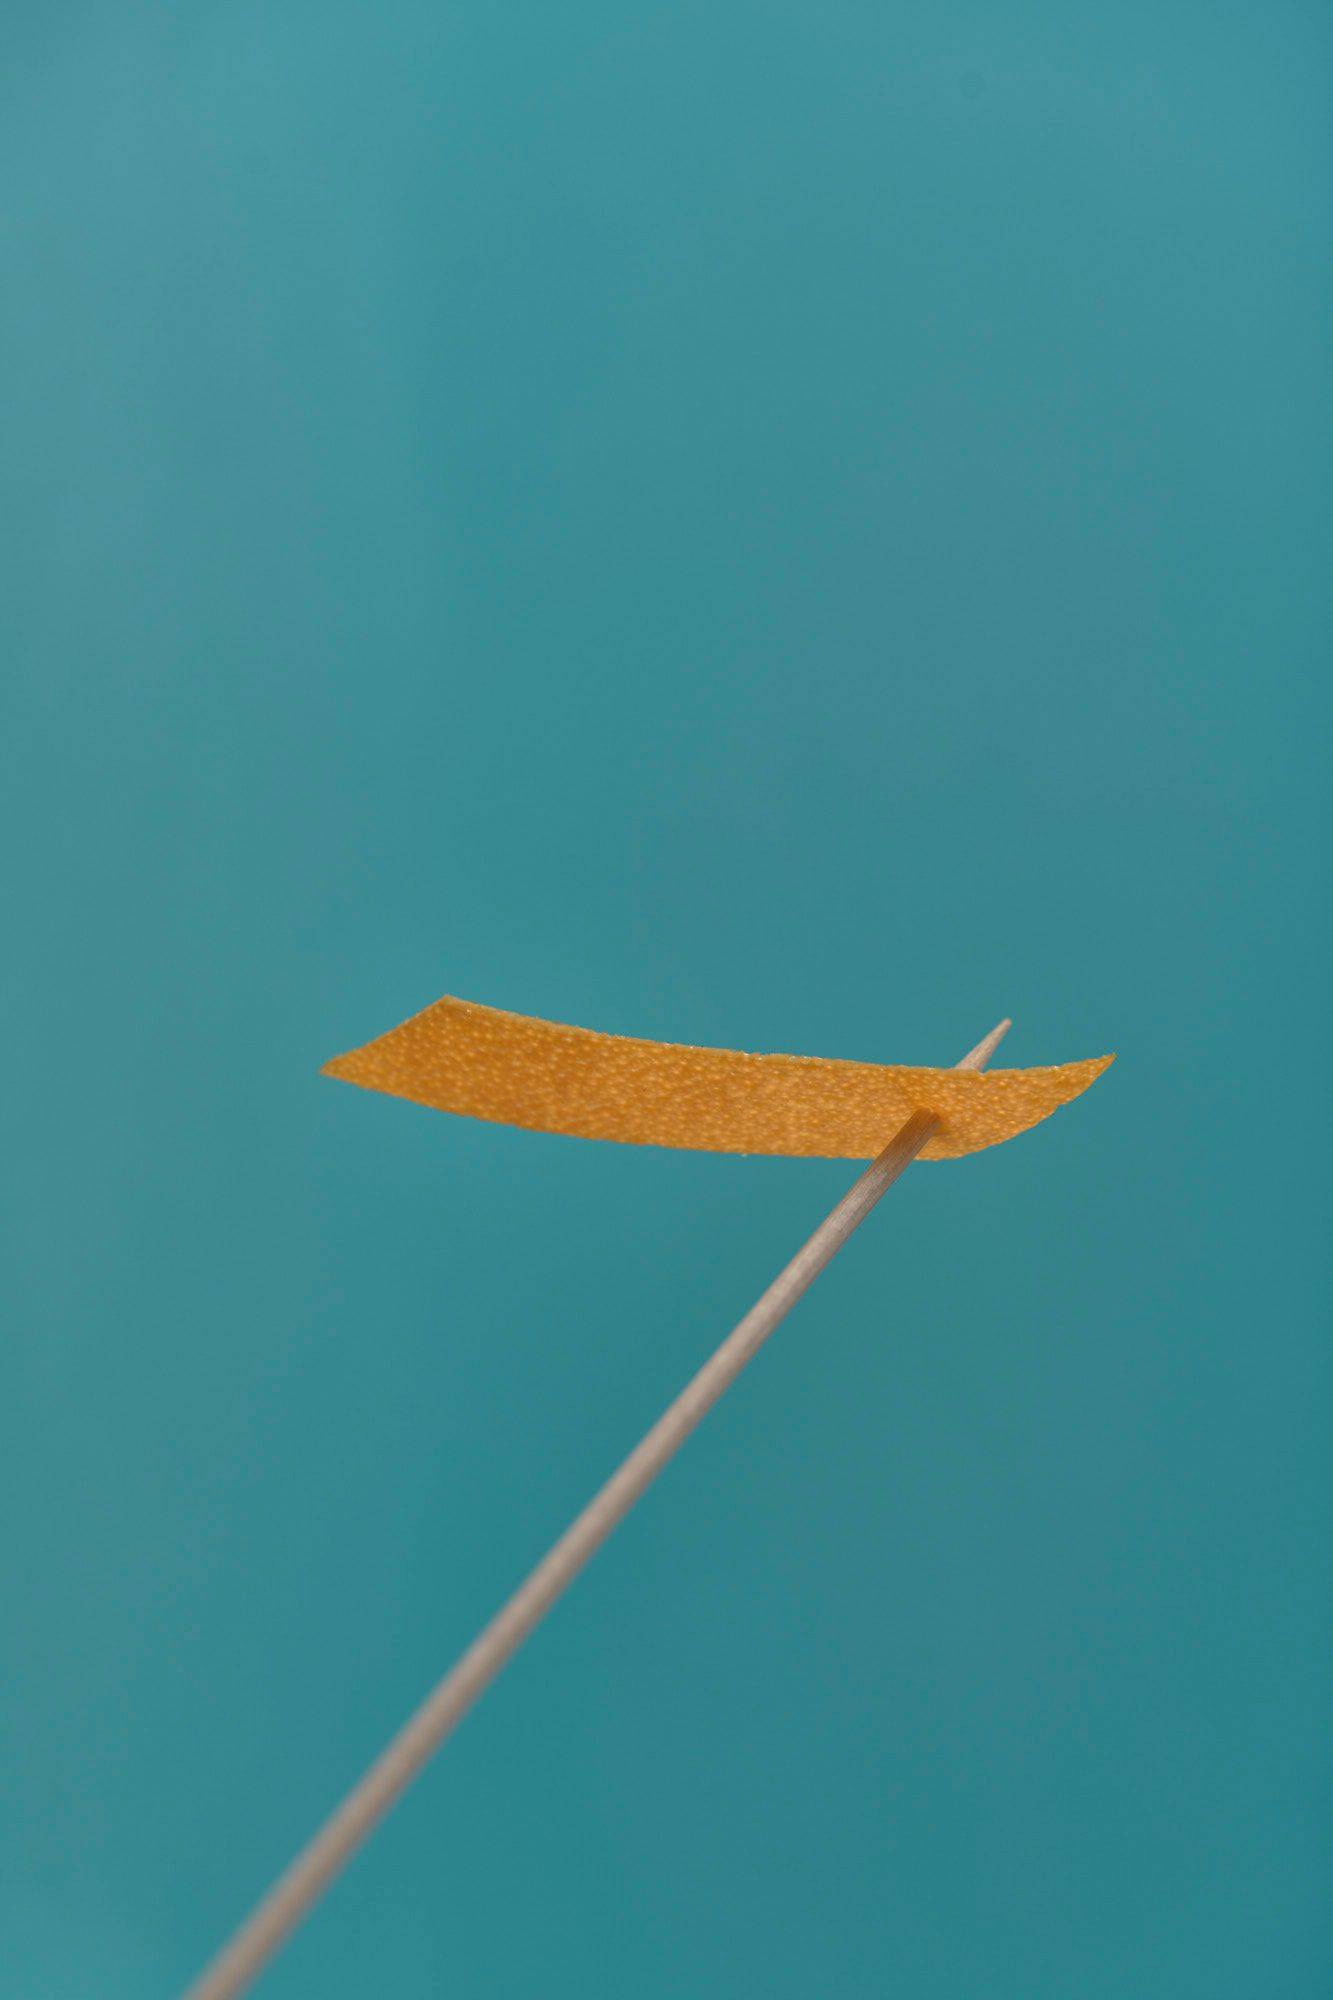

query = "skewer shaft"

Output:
[[184, 1018, 1010, 2000]]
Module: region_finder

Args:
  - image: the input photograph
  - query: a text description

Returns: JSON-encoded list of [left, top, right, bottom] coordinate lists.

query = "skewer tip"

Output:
[[958, 1017, 1012, 1071]]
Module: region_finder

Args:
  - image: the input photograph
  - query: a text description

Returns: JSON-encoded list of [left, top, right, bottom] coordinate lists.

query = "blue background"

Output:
[[4, 4, 1329, 1995]]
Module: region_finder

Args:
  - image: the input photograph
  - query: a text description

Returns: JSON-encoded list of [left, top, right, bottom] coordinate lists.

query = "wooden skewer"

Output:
[[184, 1017, 1012, 2000]]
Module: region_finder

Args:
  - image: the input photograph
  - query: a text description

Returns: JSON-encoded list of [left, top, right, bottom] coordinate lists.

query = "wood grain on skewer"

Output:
[[183, 1017, 1012, 2000]]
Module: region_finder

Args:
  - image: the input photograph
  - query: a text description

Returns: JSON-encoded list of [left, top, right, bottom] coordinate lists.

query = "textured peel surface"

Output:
[[322, 995, 1113, 1160]]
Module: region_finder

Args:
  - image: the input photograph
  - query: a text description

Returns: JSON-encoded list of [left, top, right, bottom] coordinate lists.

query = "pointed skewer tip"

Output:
[[958, 1017, 1012, 1071]]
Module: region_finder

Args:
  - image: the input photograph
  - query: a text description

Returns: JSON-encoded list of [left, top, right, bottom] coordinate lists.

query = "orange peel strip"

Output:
[[322, 995, 1113, 1161]]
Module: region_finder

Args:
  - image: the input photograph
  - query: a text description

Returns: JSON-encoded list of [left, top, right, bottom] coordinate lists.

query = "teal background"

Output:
[[3, 4, 1329, 1995]]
